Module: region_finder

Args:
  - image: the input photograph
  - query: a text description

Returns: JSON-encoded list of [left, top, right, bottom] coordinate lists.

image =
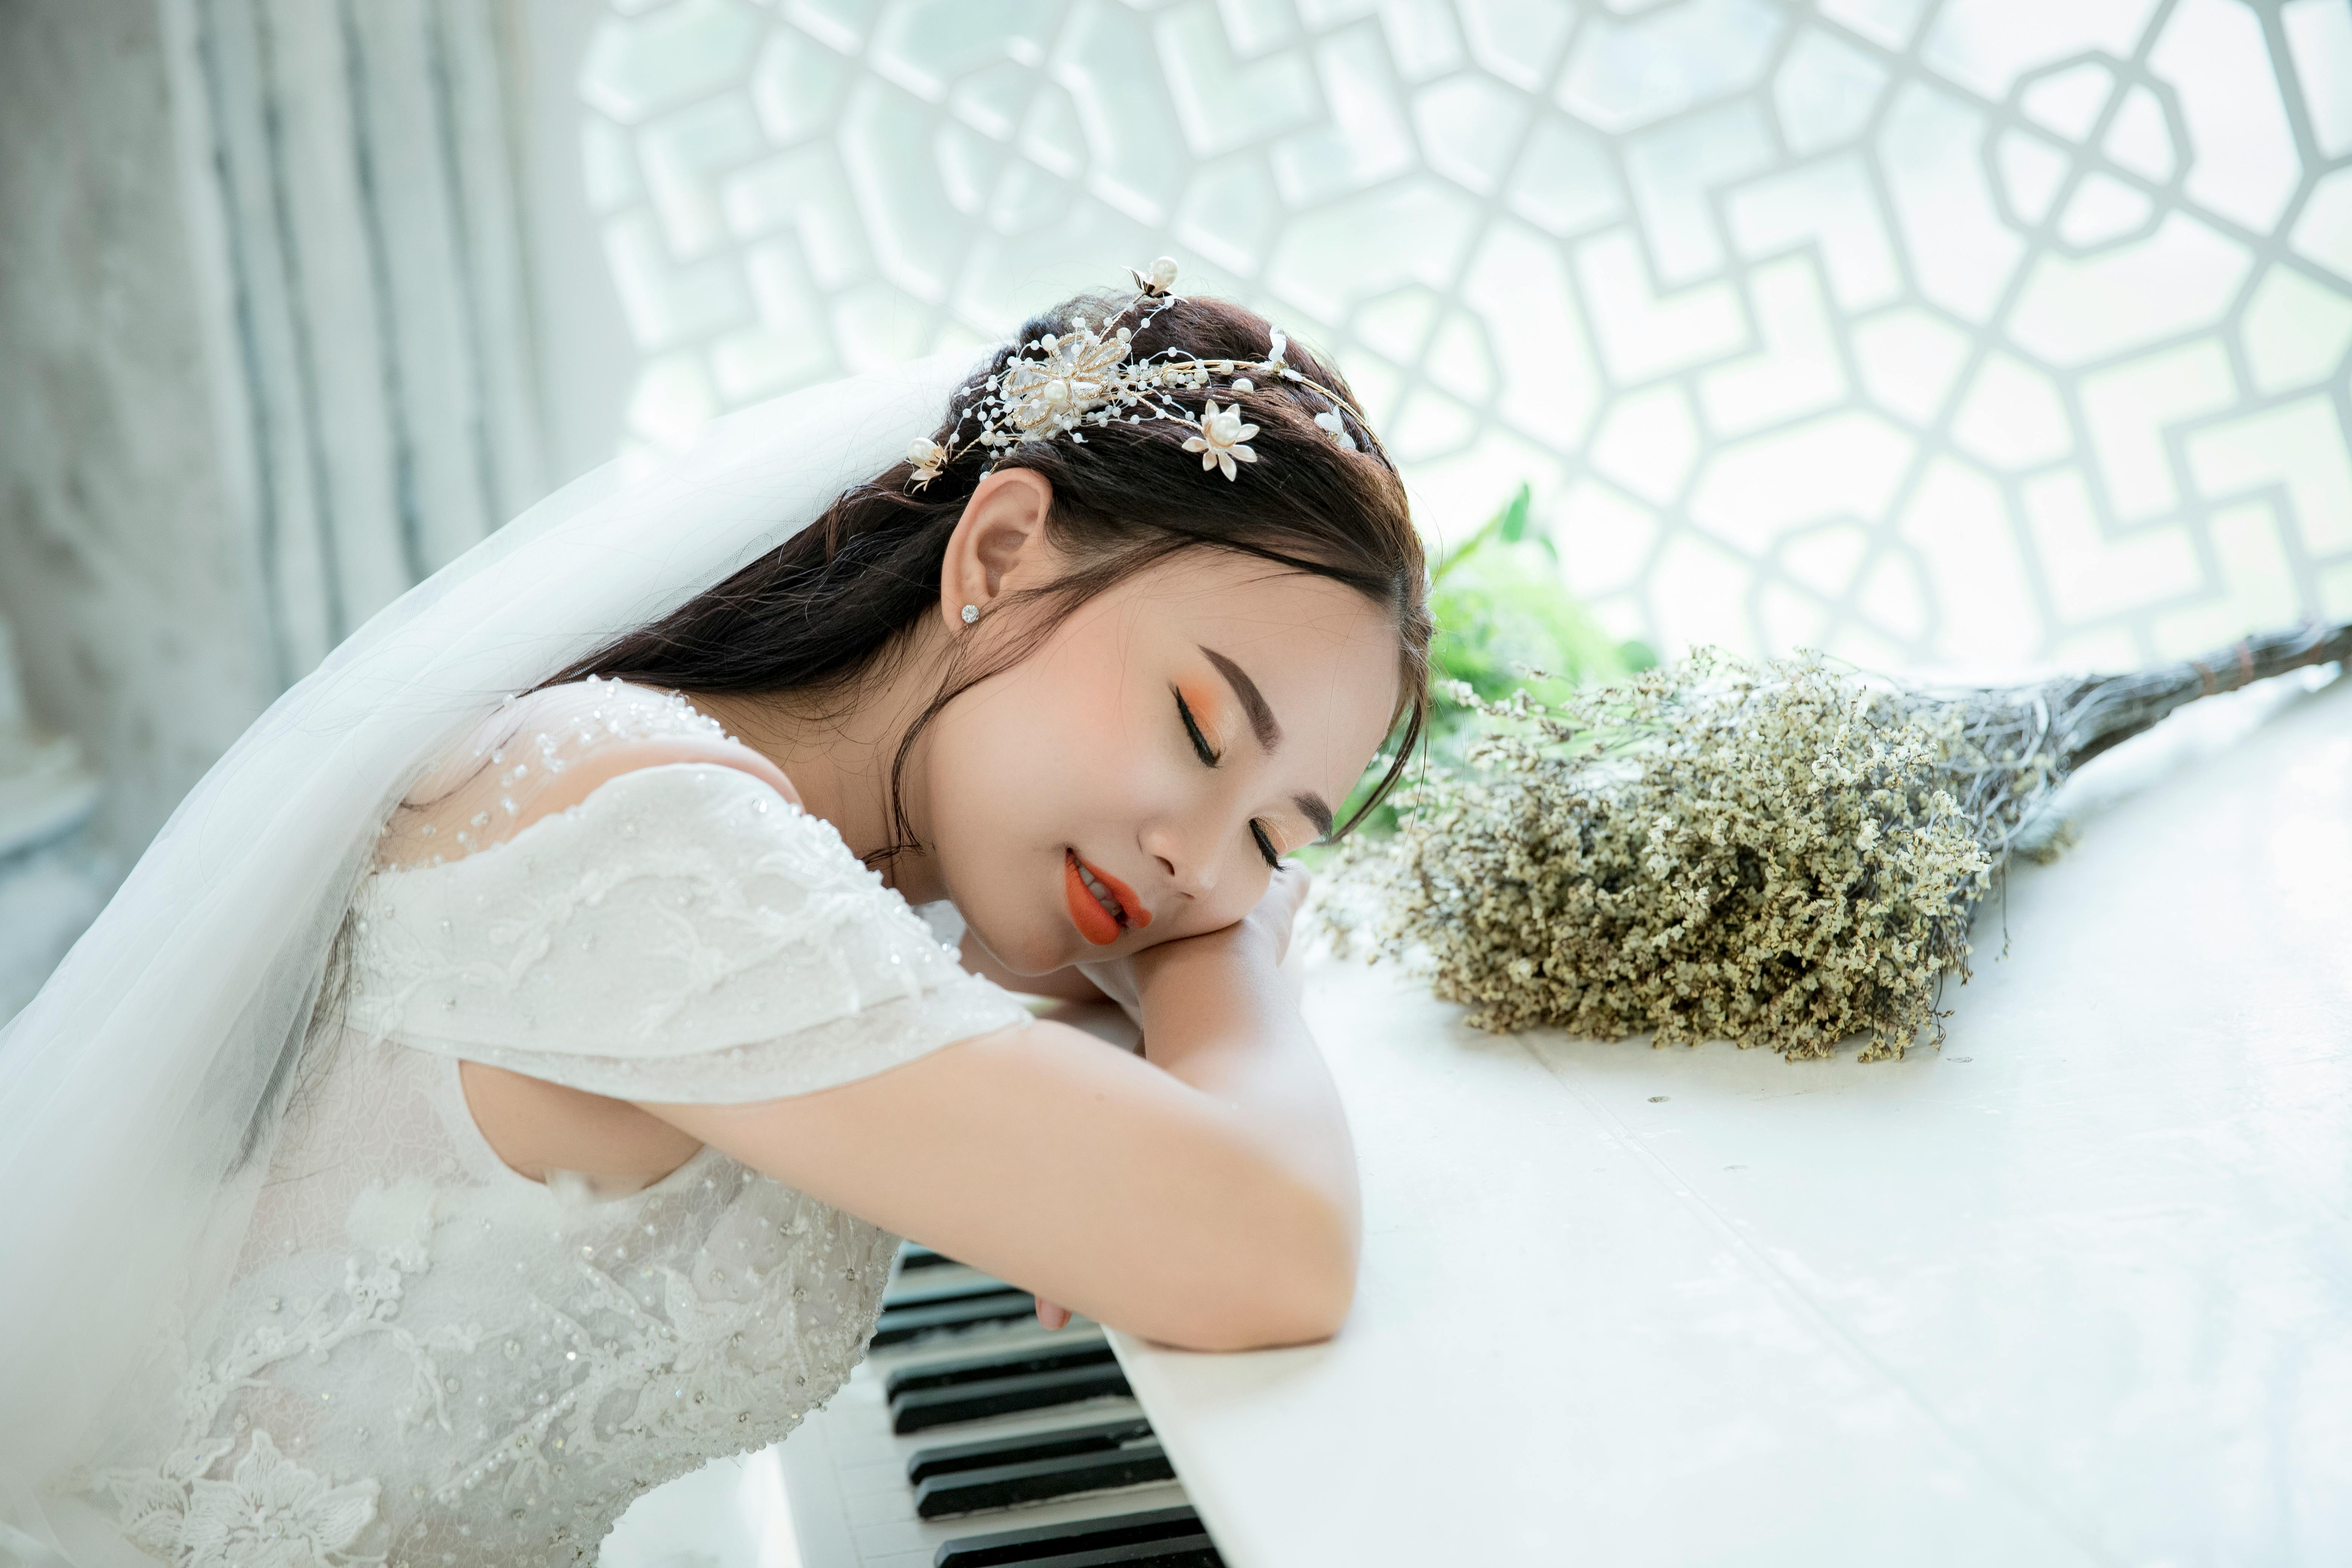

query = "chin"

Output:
[[955, 896, 1072, 978], [935, 838, 1092, 977]]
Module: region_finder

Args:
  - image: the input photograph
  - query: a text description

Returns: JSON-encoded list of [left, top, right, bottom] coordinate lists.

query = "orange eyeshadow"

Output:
[[1177, 679, 1227, 747]]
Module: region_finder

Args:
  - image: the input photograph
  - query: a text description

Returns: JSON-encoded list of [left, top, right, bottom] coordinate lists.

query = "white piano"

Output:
[[612, 673, 2352, 1567]]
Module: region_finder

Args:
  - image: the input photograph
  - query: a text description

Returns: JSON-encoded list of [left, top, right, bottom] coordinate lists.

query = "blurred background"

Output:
[[4, 0, 2350, 1020]]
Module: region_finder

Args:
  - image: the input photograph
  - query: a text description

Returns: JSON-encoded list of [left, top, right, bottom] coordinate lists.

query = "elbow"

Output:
[[1194, 1257, 1354, 1352], [1148, 1184, 1359, 1353]]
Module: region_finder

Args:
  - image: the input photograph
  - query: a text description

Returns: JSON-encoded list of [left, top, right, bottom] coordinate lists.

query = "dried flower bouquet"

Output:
[[1328, 619, 2352, 1061]]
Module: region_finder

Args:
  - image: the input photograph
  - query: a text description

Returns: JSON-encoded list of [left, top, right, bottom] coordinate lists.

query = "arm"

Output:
[[635, 875, 1358, 1352]]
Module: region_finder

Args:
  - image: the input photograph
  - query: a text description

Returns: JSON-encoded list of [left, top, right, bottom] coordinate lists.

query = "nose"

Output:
[[1141, 819, 1216, 900]]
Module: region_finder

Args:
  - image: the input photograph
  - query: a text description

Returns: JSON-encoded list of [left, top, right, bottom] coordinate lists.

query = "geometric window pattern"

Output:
[[579, 0, 2352, 672]]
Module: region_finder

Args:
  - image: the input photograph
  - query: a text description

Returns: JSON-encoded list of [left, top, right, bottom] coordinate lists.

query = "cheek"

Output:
[[928, 656, 1158, 844]]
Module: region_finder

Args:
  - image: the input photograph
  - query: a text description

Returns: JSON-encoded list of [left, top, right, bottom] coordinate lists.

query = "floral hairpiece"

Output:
[[903, 258, 1375, 490]]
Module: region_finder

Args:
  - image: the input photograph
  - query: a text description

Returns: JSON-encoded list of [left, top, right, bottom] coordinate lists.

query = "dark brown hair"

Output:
[[561, 289, 1432, 861]]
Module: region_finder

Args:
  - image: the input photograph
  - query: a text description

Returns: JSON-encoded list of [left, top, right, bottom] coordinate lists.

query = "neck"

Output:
[[681, 621, 952, 902]]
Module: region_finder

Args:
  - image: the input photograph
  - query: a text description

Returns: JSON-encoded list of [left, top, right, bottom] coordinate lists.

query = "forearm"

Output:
[[1132, 928, 1361, 1262], [650, 1016, 1354, 1348], [654, 905, 1360, 1348]]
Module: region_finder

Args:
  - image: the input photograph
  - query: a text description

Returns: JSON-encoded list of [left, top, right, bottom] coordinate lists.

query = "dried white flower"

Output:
[[1327, 653, 1991, 1061], [1328, 622, 2352, 1061]]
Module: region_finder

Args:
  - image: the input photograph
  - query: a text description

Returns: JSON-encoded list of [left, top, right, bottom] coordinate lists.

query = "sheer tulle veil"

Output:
[[0, 352, 972, 1561]]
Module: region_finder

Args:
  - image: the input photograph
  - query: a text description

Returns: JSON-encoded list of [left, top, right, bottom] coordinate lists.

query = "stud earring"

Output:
[[960, 604, 979, 625]]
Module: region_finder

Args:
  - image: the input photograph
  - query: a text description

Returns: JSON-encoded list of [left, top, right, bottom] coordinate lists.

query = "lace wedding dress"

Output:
[[75, 681, 1028, 1568]]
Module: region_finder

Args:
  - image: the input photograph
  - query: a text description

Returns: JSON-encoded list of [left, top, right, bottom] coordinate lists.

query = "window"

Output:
[[577, 0, 2352, 670]]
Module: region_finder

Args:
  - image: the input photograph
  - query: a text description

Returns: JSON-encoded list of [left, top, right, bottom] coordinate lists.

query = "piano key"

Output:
[[907, 1417, 1153, 1484], [781, 1245, 1219, 1567], [958, 1540, 1218, 1568], [897, 1244, 955, 1272], [932, 1506, 1217, 1568], [915, 1440, 1172, 1520], [873, 1290, 1039, 1347], [821, 1406, 1194, 1567], [893, 1362, 1135, 1434], [888, 1338, 1120, 1400], [884, 1274, 1044, 1311]]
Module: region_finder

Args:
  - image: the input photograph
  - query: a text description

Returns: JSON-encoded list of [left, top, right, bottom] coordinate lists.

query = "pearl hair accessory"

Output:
[[901, 258, 1377, 492], [959, 603, 979, 625]]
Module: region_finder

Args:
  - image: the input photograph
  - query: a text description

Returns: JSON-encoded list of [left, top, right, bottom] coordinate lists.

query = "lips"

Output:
[[1064, 850, 1151, 946]]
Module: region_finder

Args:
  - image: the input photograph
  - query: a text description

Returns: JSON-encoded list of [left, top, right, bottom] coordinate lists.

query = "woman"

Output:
[[0, 271, 1429, 1567]]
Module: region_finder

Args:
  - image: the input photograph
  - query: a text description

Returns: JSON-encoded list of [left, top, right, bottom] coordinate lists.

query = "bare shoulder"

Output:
[[377, 678, 797, 868], [508, 730, 799, 830]]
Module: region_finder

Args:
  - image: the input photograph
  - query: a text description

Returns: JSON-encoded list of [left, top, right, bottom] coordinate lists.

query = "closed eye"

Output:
[[1174, 689, 1219, 767], [1179, 689, 1279, 868]]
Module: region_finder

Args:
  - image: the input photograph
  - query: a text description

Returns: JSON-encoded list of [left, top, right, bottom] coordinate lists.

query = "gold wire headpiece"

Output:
[[903, 258, 1377, 489]]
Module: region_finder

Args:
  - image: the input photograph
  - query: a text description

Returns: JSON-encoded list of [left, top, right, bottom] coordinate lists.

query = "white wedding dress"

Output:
[[74, 680, 1029, 1568]]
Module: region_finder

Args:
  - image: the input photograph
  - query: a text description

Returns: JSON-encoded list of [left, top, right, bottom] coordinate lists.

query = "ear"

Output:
[[939, 467, 1059, 635]]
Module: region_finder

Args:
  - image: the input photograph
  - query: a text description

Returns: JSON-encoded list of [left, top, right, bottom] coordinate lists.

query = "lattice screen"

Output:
[[576, 0, 2352, 672]]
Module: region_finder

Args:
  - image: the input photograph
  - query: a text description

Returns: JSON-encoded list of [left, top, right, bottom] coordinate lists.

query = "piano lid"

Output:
[[1111, 675, 2352, 1565]]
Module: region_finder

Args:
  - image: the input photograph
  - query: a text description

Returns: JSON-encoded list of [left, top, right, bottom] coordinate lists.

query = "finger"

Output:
[[1036, 1297, 1073, 1331]]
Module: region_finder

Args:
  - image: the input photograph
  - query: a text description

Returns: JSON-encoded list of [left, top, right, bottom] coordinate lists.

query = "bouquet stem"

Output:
[[2054, 620, 2352, 772]]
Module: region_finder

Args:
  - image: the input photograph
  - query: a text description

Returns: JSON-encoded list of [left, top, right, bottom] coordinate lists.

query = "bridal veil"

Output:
[[0, 351, 974, 1563]]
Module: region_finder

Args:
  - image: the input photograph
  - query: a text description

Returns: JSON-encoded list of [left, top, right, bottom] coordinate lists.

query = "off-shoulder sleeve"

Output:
[[344, 764, 1034, 1102]]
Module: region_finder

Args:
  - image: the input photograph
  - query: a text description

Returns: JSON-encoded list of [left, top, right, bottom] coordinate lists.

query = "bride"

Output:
[[0, 269, 1429, 1567]]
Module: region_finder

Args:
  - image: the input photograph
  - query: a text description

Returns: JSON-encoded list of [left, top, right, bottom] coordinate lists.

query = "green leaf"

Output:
[[1432, 483, 1532, 583], [1341, 479, 1642, 838], [1496, 482, 1532, 544]]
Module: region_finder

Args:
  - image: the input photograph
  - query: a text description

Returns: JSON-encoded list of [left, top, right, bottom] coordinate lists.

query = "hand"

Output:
[[1241, 859, 1313, 966], [1074, 862, 1312, 1023]]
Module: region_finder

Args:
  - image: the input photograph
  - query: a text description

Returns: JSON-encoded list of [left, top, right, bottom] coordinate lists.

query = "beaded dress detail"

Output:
[[78, 682, 1028, 1568]]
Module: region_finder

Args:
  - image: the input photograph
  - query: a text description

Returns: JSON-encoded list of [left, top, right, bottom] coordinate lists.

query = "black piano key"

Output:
[[908, 1416, 1154, 1483], [888, 1340, 1119, 1400], [899, 1244, 957, 1271], [893, 1361, 1134, 1433], [885, 1274, 1034, 1311], [934, 1505, 1215, 1568], [873, 1289, 1037, 1347], [988, 1540, 1219, 1568], [915, 1439, 1173, 1518]]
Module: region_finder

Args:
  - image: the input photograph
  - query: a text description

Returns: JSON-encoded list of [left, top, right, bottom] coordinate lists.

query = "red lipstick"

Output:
[[1064, 850, 1151, 946]]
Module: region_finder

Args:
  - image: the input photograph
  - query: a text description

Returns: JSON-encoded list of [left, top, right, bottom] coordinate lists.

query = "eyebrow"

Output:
[[1200, 646, 1281, 750], [1294, 792, 1335, 841], [1199, 645, 1334, 841]]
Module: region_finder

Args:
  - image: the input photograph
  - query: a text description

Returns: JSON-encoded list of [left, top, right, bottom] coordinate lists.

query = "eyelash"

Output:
[[1175, 690, 1283, 871]]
